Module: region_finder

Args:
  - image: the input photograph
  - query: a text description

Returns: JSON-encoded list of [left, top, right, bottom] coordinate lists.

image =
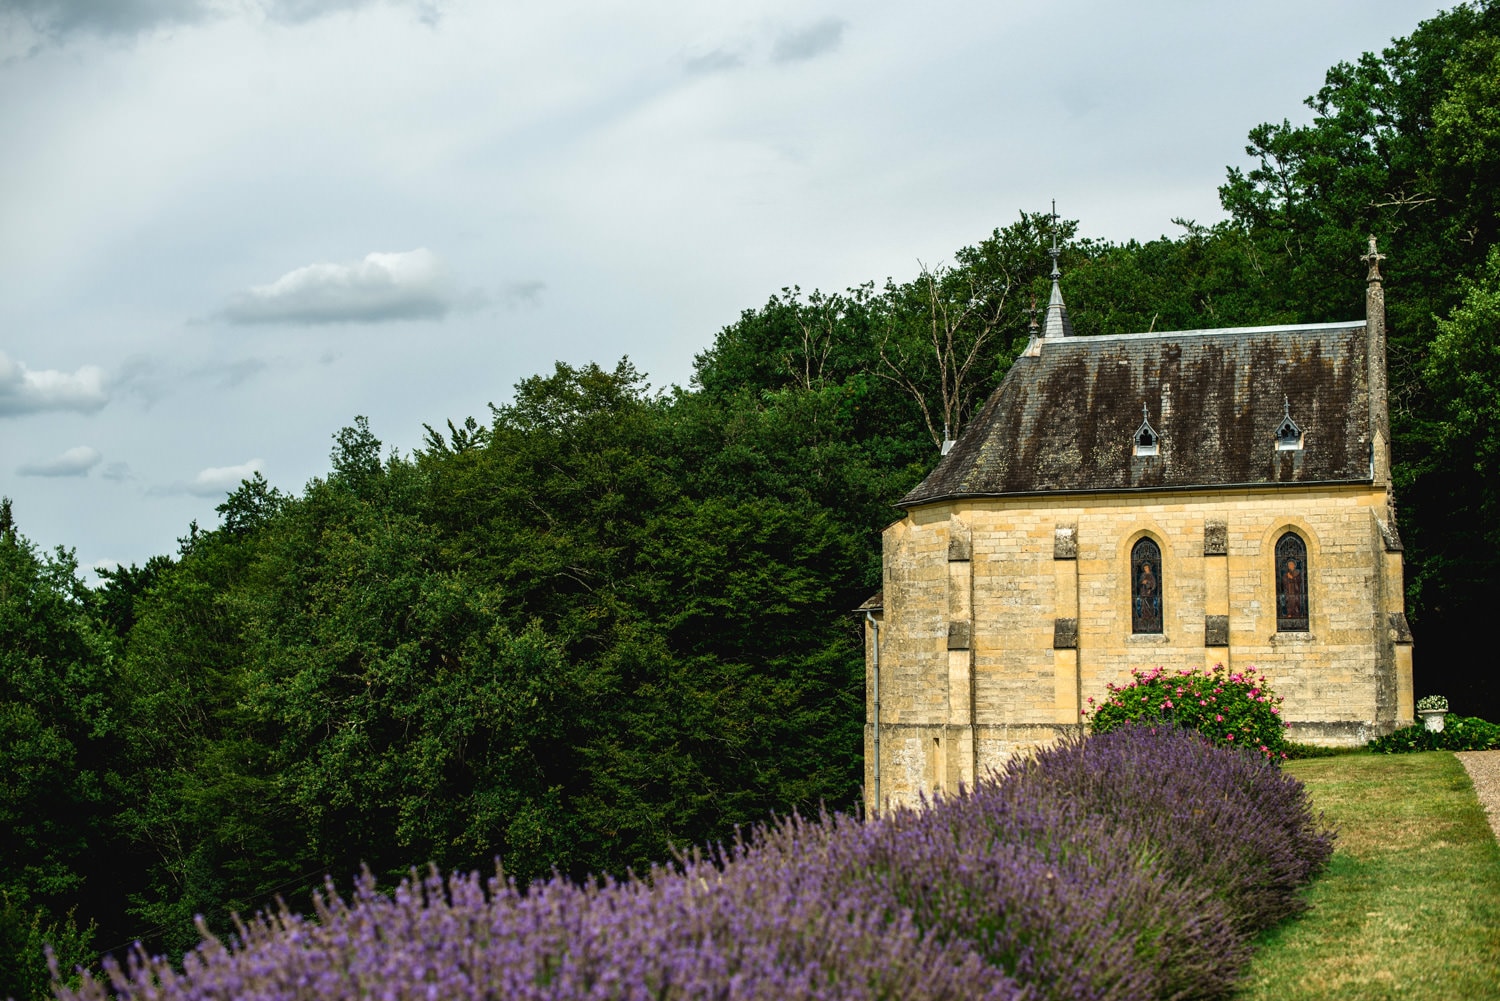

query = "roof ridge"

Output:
[[1052, 320, 1365, 344]]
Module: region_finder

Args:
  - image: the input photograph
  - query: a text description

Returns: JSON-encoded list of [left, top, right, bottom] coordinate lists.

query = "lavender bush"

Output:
[[996, 727, 1335, 938], [53, 728, 1332, 1001]]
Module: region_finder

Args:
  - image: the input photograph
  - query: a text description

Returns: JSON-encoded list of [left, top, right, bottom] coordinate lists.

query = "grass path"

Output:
[[1237, 752, 1500, 1000]]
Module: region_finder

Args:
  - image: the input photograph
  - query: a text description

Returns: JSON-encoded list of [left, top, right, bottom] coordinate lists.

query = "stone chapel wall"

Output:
[[865, 483, 1413, 812]]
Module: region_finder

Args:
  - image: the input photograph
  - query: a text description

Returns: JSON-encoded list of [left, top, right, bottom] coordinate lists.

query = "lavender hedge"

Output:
[[53, 727, 1332, 1001]]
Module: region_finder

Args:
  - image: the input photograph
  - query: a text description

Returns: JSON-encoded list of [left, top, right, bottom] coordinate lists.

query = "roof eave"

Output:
[[896, 475, 1378, 510]]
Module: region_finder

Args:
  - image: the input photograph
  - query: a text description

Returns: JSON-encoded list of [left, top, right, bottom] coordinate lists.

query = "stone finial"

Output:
[[1362, 234, 1386, 284]]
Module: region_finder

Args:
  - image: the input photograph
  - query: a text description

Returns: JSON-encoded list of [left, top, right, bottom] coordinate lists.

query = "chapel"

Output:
[[862, 237, 1414, 812]]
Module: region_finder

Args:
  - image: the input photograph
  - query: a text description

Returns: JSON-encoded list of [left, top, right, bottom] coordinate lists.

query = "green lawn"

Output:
[[1237, 752, 1500, 1000]]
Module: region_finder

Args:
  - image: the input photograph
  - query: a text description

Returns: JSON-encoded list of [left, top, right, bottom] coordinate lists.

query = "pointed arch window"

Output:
[[1131, 537, 1164, 634], [1275, 532, 1309, 632]]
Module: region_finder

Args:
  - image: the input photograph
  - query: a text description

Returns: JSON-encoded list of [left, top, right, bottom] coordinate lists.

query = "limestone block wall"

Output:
[[865, 484, 1413, 813]]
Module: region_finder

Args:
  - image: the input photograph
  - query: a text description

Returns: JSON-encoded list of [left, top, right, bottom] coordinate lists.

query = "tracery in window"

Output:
[[1131, 537, 1163, 634], [1275, 532, 1309, 632]]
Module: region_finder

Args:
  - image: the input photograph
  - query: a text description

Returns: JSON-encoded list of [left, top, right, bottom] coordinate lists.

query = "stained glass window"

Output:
[[1131, 537, 1163, 634], [1276, 532, 1309, 631]]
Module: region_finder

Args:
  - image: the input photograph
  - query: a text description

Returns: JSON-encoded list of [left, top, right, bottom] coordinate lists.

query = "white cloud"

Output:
[[187, 458, 264, 496], [222, 248, 453, 325], [18, 445, 103, 477], [0, 351, 109, 416]]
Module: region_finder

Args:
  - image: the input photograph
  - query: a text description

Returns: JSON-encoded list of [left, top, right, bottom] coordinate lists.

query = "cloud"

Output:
[[102, 461, 134, 482], [0, 351, 109, 416], [265, 0, 373, 23], [223, 248, 453, 325], [4, 0, 212, 40], [193, 357, 269, 388], [5, 0, 433, 40], [151, 458, 264, 497], [771, 18, 847, 64], [503, 280, 547, 308], [149, 458, 263, 496], [684, 48, 744, 75], [189, 458, 263, 496], [18, 445, 102, 477]]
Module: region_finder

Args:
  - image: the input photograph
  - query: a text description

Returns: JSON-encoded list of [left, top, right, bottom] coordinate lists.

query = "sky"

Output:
[[0, 0, 1451, 579]]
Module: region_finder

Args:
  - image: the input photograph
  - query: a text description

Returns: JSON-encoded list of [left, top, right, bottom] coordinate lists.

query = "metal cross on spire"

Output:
[[1040, 199, 1074, 338], [1048, 198, 1062, 279]]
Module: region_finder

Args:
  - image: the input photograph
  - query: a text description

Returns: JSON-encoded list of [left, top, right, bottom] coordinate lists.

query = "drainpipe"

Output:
[[865, 610, 881, 814]]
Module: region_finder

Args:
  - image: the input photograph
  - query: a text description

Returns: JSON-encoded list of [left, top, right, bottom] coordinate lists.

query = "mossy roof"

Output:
[[900, 321, 1373, 507]]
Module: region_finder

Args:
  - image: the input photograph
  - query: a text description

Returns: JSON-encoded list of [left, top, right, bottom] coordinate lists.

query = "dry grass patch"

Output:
[[1237, 752, 1500, 1000]]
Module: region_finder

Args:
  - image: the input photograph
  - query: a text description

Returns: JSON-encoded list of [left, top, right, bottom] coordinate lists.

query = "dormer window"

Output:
[[1134, 403, 1159, 457], [1276, 397, 1303, 451]]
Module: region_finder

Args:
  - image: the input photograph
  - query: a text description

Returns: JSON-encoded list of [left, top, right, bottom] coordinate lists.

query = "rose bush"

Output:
[[1085, 665, 1290, 759]]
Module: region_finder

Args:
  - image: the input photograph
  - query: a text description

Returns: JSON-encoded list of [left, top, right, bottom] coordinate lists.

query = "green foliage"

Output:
[[0, 892, 93, 1001], [0, 518, 120, 986], [1367, 715, 1500, 753], [1085, 665, 1291, 759]]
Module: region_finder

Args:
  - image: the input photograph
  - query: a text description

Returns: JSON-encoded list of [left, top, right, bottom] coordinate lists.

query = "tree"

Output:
[[0, 515, 119, 995]]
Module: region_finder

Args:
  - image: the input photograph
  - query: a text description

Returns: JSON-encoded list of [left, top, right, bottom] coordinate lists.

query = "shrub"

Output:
[[55, 728, 1334, 1001], [1085, 665, 1290, 759], [1416, 694, 1449, 713], [1368, 715, 1500, 754], [998, 727, 1334, 941]]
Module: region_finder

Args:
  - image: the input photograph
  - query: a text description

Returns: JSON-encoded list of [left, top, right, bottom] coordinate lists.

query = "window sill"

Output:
[[1126, 633, 1170, 644]]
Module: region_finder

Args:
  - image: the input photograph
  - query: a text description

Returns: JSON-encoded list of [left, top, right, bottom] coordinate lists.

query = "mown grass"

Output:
[[1237, 752, 1500, 1000]]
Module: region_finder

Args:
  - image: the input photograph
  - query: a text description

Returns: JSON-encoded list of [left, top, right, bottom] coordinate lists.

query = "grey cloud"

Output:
[[263, 0, 378, 24], [4, 0, 211, 39], [102, 461, 134, 482], [684, 48, 744, 75], [771, 18, 846, 64], [193, 357, 269, 388], [223, 248, 453, 325], [114, 355, 169, 408], [6, 0, 435, 41], [18, 445, 102, 477], [503, 280, 546, 308], [0, 350, 109, 416]]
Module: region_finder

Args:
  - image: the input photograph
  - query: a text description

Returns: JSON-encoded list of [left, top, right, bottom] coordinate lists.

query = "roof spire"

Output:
[[1041, 199, 1074, 338]]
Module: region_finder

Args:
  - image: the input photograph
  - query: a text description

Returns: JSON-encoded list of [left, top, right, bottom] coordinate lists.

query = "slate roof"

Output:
[[900, 321, 1373, 507]]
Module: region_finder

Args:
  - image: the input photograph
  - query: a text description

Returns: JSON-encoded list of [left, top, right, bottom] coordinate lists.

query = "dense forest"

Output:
[[4, 2, 1499, 995]]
